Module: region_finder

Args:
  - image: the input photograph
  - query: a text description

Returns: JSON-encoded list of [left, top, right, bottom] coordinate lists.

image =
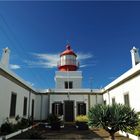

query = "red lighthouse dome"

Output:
[[58, 45, 79, 71]]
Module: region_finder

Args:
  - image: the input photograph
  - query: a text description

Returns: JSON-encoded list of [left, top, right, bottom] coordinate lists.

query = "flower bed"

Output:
[[0, 123, 39, 140], [0, 116, 34, 136]]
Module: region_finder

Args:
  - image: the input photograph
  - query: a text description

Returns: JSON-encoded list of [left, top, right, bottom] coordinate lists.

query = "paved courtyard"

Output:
[[10, 123, 131, 140]]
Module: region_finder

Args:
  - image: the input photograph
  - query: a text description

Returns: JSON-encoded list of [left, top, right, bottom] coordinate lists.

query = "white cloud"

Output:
[[24, 53, 59, 68], [25, 52, 94, 69], [10, 64, 21, 69], [26, 81, 34, 87], [108, 76, 116, 80], [77, 53, 93, 60], [80, 65, 87, 68]]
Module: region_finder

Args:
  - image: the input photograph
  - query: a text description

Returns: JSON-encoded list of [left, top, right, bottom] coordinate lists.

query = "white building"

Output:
[[0, 45, 140, 126], [103, 47, 140, 112]]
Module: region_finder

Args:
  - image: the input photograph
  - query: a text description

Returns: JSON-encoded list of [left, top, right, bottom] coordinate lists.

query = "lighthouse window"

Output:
[[69, 81, 73, 89], [65, 81, 73, 89], [65, 82, 68, 89], [65, 55, 75, 65]]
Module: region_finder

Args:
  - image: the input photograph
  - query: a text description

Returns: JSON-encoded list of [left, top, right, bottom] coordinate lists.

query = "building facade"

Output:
[[0, 45, 140, 126], [103, 47, 140, 112], [48, 45, 102, 122]]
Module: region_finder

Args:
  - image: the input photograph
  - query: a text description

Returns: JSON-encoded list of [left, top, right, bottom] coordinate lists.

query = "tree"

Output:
[[88, 104, 139, 140]]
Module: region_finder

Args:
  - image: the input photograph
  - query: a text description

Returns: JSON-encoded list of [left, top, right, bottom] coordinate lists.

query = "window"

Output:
[[52, 102, 63, 116], [31, 99, 34, 119], [104, 100, 106, 105], [124, 94, 130, 106], [77, 102, 86, 115], [64, 81, 73, 89], [69, 81, 73, 89], [23, 97, 27, 116], [65, 81, 68, 89], [10, 93, 17, 117], [112, 98, 115, 105]]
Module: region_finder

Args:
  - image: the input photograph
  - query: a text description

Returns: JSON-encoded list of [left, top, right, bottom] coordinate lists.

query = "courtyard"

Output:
[[9, 123, 131, 140]]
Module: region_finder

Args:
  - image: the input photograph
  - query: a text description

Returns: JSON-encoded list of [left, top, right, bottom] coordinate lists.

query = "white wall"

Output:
[[50, 94, 89, 120], [90, 94, 103, 108], [0, 74, 38, 126], [55, 71, 82, 89], [103, 74, 140, 112], [35, 94, 49, 120]]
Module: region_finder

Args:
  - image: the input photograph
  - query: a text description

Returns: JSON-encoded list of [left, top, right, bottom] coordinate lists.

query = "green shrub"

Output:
[[47, 114, 61, 130], [0, 116, 33, 135], [47, 114, 61, 125], [0, 119, 13, 134], [129, 119, 140, 136], [88, 104, 139, 140], [17, 118, 29, 129], [134, 129, 140, 136]]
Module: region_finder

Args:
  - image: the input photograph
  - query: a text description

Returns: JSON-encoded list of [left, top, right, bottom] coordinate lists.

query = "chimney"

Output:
[[0, 47, 10, 68], [130, 46, 140, 68]]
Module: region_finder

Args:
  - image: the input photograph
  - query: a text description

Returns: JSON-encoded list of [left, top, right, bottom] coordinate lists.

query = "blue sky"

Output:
[[0, 1, 140, 89]]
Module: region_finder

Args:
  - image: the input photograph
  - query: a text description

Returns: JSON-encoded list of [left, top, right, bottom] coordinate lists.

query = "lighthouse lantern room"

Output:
[[58, 45, 79, 71]]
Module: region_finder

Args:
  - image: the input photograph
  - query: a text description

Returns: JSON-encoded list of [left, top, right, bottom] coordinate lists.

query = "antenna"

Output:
[[89, 76, 93, 92]]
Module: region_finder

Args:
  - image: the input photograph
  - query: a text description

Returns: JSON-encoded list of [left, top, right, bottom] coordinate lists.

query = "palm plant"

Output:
[[88, 103, 139, 140]]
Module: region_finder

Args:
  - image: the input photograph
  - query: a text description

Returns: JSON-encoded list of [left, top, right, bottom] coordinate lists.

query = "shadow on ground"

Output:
[[10, 123, 131, 140]]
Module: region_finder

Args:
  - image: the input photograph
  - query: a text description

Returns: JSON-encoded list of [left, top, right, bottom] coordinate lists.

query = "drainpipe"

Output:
[[88, 93, 90, 111], [40, 94, 43, 121], [48, 89, 50, 116], [95, 93, 97, 104], [107, 90, 110, 105]]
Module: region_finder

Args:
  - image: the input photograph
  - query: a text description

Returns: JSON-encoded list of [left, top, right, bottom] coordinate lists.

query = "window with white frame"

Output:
[[124, 93, 130, 107], [112, 97, 115, 105]]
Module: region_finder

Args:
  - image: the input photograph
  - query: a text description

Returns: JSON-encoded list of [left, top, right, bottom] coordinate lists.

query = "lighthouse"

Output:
[[55, 44, 82, 89], [58, 44, 79, 71]]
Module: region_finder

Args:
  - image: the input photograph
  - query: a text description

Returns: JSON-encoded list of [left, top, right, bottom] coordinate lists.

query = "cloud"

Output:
[[24, 53, 59, 68], [77, 53, 93, 60], [80, 65, 87, 68], [25, 52, 94, 69], [26, 81, 34, 87], [10, 64, 21, 69], [108, 76, 116, 80]]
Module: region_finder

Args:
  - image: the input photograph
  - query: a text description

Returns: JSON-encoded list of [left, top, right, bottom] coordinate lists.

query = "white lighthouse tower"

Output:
[[55, 44, 82, 89]]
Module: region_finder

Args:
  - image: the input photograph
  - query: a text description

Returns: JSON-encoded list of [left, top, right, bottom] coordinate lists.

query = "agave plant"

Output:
[[88, 103, 139, 140]]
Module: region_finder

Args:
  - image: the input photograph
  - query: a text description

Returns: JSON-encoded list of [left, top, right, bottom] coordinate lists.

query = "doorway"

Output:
[[64, 101, 74, 122]]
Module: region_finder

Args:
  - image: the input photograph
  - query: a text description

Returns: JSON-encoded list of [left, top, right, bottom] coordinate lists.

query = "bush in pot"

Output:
[[47, 114, 61, 130]]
